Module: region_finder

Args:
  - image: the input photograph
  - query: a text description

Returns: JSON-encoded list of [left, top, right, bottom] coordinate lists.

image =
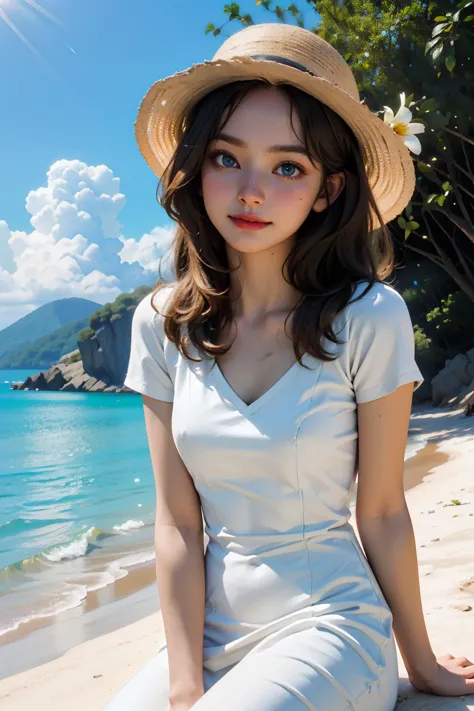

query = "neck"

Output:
[[226, 239, 301, 321]]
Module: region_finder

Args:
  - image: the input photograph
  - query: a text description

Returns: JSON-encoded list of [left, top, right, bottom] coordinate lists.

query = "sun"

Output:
[[0, 0, 62, 58]]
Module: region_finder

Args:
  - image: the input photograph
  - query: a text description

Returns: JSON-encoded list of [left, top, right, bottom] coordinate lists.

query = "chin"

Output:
[[220, 231, 280, 254]]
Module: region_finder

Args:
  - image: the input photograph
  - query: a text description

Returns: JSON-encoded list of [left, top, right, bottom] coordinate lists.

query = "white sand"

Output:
[[1, 404, 473, 710]]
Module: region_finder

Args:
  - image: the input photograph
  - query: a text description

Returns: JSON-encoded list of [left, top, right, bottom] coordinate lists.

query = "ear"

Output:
[[312, 171, 346, 213]]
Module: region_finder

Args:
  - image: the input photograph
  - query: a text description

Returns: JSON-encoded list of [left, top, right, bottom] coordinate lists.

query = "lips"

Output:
[[229, 214, 270, 223]]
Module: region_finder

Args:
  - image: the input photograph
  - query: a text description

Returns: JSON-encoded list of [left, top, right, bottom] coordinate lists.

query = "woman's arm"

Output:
[[142, 394, 205, 710], [356, 383, 474, 696]]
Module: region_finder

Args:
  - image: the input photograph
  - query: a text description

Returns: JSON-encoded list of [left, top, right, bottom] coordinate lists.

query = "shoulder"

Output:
[[133, 282, 176, 329], [345, 280, 410, 325]]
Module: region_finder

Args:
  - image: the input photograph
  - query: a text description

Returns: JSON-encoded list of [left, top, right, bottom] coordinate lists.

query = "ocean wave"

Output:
[[0, 548, 156, 638], [1, 518, 151, 576], [41, 526, 101, 563], [0, 585, 89, 637], [113, 519, 145, 533]]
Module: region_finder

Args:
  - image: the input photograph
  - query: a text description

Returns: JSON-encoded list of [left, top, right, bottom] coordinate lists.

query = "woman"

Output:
[[105, 23, 474, 711]]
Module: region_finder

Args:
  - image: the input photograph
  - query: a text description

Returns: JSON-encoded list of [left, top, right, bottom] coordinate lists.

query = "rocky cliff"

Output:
[[11, 286, 154, 394]]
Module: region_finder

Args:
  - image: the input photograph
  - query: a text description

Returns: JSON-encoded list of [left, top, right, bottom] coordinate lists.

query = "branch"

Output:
[[444, 128, 474, 148], [429, 213, 473, 281], [461, 140, 473, 180], [452, 159, 474, 187], [415, 159, 474, 201], [405, 238, 444, 267], [423, 202, 474, 244]]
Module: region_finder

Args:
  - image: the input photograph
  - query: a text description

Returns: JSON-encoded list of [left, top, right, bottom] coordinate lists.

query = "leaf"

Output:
[[432, 43, 444, 61], [205, 23, 215, 34], [445, 55, 456, 72], [213, 28, 221, 36], [425, 37, 442, 54], [409, 221, 420, 230], [429, 111, 450, 129], [398, 216, 407, 229], [442, 181, 451, 191], [405, 201, 413, 217], [405, 227, 411, 240], [255, 0, 262, 4], [433, 21, 450, 37], [464, 14, 474, 21], [417, 161, 433, 173], [436, 194, 446, 206], [419, 98, 439, 113], [434, 15, 447, 21], [344, 52, 352, 61], [426, 193, 438, 204]]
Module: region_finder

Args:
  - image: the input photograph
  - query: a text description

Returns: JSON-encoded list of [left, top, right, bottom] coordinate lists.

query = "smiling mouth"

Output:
[[228, 215, 271, 224], [228, 216, 272, 230]]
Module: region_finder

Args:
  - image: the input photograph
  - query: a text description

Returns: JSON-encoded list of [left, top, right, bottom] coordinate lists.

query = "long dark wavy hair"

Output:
[[151, 79, 394, 364]]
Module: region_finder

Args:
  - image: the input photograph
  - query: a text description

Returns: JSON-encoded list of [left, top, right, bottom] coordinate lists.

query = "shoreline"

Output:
[[0, 430, 439, 678], [1, 404, 473, 709]]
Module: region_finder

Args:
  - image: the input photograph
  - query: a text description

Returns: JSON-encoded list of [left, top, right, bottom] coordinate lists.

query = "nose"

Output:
[[237, 172, 265, 206]]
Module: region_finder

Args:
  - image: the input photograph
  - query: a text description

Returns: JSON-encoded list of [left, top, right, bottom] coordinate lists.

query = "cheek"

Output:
[[201, 170, 232, 203], [272, 181, 316, 210]]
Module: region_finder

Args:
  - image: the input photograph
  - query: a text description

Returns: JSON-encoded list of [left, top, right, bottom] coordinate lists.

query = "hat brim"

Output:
[[135, 55, 415, 226]]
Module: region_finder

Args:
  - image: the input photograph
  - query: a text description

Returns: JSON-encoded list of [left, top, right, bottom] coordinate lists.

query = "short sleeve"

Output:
[[347, 283, 424, 404], [123, 288, 175, 402]]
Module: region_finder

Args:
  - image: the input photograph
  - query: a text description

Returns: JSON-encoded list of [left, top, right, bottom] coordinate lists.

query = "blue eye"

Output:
[[214, 152, 237, 168], [278, 163, 300, 178]]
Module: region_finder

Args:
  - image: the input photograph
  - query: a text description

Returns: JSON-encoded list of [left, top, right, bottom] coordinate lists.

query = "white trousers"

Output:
[[102, 628, 398, 711]]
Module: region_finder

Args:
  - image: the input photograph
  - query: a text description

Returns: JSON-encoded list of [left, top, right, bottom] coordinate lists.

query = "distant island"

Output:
[[0, 297, 102, 365], [11, 284, 156, 394]]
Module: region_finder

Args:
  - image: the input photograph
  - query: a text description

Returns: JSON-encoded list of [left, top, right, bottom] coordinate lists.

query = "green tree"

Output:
[[207, 1, 474, 300]]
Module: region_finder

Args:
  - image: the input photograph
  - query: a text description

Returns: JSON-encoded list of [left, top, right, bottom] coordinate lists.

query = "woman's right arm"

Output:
[[142, 393, 205, 710]]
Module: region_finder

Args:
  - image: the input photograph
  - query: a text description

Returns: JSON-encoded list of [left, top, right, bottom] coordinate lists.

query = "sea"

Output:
[[0, 369, 427, 663]]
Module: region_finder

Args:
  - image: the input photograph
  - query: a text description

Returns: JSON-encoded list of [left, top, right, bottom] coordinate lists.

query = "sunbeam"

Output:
[[0, 0, 63, 61], [25, 0, 63, 27]]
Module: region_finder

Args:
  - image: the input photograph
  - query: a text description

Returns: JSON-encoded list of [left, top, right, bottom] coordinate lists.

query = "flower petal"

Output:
[[404, 134, 422, 155], [383, 106, 394, 124], [399, 92, 406, 107], [393, 106, 413, 125], [406, 122, 426, 135]]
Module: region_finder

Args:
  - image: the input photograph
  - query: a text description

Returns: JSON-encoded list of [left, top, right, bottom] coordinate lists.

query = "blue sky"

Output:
[[0, 0, 315, 330]]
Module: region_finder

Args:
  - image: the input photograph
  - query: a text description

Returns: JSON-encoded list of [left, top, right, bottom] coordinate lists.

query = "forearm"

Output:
[[155, 524, 205, 705], [357, 505, 437, 680]]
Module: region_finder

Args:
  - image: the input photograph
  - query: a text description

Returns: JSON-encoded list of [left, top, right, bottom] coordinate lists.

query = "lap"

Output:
[[103, 628, 398, 711]]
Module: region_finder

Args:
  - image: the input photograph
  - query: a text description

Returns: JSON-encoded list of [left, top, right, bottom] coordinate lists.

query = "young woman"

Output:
[[105, 23, 474, 711]]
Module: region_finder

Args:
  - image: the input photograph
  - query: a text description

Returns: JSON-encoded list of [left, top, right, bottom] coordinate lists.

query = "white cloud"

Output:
[[0, 159, 175, 330], [119, 226, 175, 279]]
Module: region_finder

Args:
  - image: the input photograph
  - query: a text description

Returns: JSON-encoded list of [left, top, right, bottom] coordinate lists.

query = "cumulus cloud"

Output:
[[0, 159, 175, 330], [119, 226, 175, 279]]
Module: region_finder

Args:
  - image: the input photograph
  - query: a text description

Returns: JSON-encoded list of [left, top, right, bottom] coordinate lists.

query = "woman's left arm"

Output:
[[356, 382, 474, 696]]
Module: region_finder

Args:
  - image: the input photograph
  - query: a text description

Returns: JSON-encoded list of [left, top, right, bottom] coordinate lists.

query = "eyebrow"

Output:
[[214, 132, 310, 157]]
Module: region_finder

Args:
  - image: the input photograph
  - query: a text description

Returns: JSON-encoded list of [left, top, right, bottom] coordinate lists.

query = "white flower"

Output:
[[383, 93, 425, 155]]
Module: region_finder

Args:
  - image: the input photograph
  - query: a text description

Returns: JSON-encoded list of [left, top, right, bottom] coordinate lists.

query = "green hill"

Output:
[[0, 298, 102, 358], [0, 317, 90, 369]]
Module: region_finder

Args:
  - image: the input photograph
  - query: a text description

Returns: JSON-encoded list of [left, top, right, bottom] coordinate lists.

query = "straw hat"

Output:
[[135, 23, 415, 225]]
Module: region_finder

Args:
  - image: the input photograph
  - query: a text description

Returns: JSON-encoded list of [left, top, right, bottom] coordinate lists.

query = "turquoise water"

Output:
[[0, 369, 156, 638], [0, 369, 426, 641]]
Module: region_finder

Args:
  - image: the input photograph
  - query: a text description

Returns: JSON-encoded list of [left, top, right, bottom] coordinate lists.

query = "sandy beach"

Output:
[[1, 403, 473, 710]]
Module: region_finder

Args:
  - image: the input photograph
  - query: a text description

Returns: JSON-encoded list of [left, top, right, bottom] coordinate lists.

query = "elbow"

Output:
[[357, 504, 412, 540], [154, 520, 203, 543]]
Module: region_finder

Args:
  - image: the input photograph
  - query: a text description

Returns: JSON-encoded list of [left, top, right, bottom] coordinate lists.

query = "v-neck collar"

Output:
[[210, 353, 311, 416]]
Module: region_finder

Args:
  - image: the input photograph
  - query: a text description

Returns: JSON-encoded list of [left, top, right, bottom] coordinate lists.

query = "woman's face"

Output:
[[200, 86, 343, 255]]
